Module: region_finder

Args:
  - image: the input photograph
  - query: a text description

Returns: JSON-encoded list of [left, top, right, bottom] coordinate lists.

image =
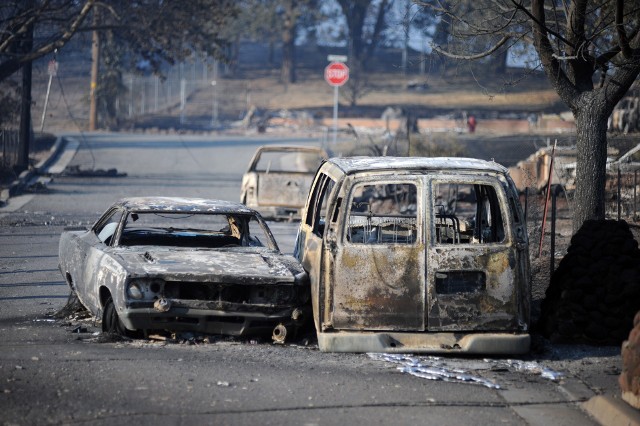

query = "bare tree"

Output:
[[336, 0, 392, 66], [91, 0, 238, 128], [236, 0, 316, 85], [99, 0, 237, 74], [0, 0, 96, 82], [332, 0, 393, 106], [279, 0, 317, 85], [417, 0, 640, 233]]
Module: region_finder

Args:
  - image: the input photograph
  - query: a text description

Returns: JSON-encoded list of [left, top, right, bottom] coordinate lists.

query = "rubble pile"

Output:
[[620, 311, 640, 408], [538, 220, 640, 345]]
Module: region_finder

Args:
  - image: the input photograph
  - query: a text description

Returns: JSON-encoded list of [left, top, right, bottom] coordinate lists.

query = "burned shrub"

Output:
[[538, 220, 640, 345]]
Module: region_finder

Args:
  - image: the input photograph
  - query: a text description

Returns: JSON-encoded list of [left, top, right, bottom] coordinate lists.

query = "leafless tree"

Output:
[[279, 0, 317, 85], [0, 0, 96, 82], [417, 0, 640, 233], [334, 0, 392, 106]]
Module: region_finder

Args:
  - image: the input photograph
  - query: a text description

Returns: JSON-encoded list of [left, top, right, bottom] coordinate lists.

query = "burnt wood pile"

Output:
[[538, 220, 640, 345]]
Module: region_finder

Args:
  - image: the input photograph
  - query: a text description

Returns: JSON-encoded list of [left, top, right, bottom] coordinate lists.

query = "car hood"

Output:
[[111, 247, 302, 283]]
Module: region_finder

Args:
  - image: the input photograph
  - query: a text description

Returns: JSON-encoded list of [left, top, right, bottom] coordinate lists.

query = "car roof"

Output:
[[114, 197, 256, 214], [326, 156, 508, 175]]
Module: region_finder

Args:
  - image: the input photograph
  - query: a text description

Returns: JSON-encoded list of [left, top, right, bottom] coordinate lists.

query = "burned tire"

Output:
[[102, 297, 129, 336]]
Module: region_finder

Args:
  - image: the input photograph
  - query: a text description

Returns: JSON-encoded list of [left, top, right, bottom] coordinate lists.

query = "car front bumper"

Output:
[[120, 300, 310, 337]]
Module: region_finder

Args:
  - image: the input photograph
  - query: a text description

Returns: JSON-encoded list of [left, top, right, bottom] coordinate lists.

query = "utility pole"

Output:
[[89, 9, 100, 131], [16, 1, 34, 174], [401, 0, 410, 75]]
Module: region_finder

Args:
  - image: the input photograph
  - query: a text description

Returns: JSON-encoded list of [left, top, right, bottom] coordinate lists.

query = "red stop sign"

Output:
[[325, 62, 349, 86]]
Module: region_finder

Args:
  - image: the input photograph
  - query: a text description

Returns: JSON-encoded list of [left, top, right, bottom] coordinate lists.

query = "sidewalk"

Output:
[[0, 135, 79, 207]]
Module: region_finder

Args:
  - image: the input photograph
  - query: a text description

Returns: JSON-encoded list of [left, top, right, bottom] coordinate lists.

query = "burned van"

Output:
[[294, 157, 531, 354]]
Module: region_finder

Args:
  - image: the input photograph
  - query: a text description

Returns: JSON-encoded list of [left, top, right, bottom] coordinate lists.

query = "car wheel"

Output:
[[102, 297, 129, 336]]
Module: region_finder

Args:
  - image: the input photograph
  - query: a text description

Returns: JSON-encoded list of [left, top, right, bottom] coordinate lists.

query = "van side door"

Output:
[[330, 178, 425, 331], [426, 177, 521, 331]]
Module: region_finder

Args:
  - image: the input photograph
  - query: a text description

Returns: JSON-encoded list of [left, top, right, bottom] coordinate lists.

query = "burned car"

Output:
[[295, 157, 531, 354], [240, 145, 327, 219], [58, 197, 310, 342]]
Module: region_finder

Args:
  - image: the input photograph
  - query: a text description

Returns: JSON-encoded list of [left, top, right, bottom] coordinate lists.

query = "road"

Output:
[[0, 133, 615, 425]]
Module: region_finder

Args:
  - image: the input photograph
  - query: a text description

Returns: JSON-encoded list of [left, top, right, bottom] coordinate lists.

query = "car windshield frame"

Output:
[[251, 149, 325, 174], [113, 210, 278, 250]]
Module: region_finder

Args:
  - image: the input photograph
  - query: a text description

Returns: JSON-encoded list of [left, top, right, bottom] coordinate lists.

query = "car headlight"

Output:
[[127, 283, 143, 299], [127, 278, 165, 301], [294, 271, 309, 286]]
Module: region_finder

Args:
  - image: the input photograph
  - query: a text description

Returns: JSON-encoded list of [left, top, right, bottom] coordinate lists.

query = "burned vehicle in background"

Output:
[[58, 197, 310, 342], [240, 145, 327, 219], [295, 157, 531, 354]]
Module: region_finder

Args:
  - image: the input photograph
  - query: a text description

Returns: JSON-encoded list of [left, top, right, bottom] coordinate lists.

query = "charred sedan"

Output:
[[58, 197, 310, 342]]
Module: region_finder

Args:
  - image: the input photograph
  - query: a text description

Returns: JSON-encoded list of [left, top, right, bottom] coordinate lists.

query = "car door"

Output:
[[74, 208, 124, 312], [329, 178, 425, 331], [296, 171, 336, 331], [425, 176, 521, 332]]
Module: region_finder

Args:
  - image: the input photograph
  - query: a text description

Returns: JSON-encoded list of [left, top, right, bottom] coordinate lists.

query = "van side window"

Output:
[[346, 183, 417, 244], [433, 182, 505, 244]]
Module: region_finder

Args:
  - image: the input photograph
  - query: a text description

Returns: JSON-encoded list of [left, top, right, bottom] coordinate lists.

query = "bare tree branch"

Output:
[[431, 35, 510, 60], [616, 0, 632, 58], [509, 0, 576, 50], [21, 0, 95, 63], [0, 0, 96, 81]]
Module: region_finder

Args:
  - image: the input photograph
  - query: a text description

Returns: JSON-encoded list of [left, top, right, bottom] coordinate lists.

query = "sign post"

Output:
[[324, 60, 349, 144], [40, 58, 58, 132]]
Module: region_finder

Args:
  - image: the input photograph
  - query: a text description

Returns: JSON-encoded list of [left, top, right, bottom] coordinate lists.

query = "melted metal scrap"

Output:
[[368, 353, 501, 389], [369, 354, 566, 387], [499, 359, 565, 381]]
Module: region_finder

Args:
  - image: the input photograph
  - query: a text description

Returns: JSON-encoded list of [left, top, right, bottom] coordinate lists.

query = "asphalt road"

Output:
[[0, 133, 618, 425]]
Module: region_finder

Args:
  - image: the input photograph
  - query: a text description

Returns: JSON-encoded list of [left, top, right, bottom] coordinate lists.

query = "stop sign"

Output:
[[325, 62, 349, 86]]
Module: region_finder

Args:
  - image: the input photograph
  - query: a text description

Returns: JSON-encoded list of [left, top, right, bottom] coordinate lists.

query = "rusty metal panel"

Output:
[[257, 173, 314, 207], [426, 247, 520, 331], [331, 244, 426, 330]]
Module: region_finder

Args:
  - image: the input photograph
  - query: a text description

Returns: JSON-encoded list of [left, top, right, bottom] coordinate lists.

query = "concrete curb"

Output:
[[554, 377, 640, 425], [0, 136, 70, 207], [582, 395, 640, 426]]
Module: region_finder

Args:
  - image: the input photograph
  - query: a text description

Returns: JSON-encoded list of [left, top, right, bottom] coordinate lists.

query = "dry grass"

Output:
[[236, 70, 561, 113], [25, 44, 564, 131]]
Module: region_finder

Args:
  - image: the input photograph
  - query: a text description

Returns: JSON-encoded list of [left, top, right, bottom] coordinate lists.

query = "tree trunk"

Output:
[[572, 105, 609, 233], [89, 10, 100, 131], [16, 6, 34, 174], [281, 38, 296, 84], [268, 40, 275, 67], [280, 1, 296, 85], [17, 59, 32, 174], [493, 48, 508, 75]]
